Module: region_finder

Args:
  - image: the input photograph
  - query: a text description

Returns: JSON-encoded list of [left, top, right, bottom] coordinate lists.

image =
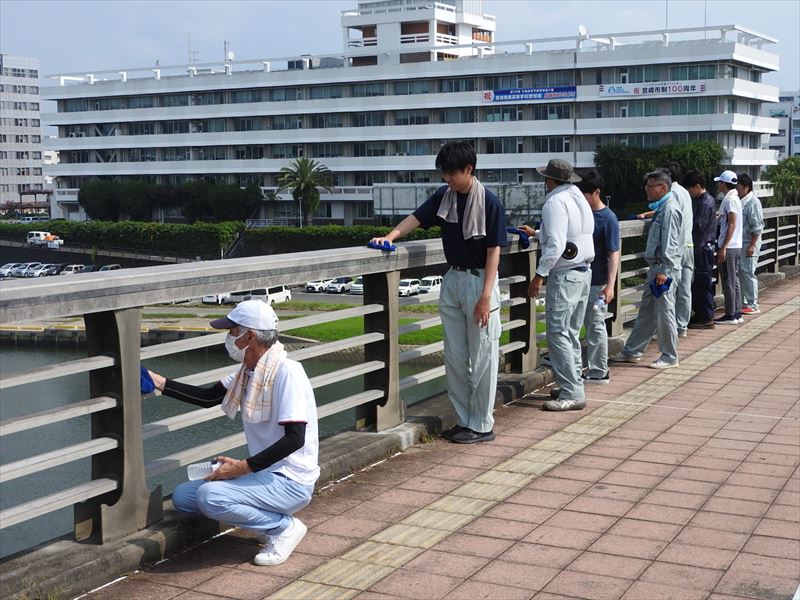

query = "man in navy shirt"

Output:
[[578, 171, 620, 384], [370, 141, 506, 443], [683, 171, 717, 328]]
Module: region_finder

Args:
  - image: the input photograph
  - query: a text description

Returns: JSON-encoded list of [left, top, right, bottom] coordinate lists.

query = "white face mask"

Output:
[[225, 330, 248, 362]]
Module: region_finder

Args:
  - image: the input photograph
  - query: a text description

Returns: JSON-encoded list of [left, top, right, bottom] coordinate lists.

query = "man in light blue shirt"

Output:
[[527, 159, 595, 411], [736, 173, 764, 315], [666, 162, 694, 337], [612, 169, 683, 369]]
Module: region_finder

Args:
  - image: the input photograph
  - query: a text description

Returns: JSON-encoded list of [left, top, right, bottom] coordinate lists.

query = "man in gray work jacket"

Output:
[[528, 159, 595, 411], [612, 169, 684, 369]]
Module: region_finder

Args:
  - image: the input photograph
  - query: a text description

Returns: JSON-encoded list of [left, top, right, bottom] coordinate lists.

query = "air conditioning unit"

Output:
[[77, 132, 86, 137], [67, 132, 76, 138]]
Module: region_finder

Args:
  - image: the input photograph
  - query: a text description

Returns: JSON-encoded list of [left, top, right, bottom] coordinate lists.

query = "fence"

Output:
[[0, 205, 797, 556]]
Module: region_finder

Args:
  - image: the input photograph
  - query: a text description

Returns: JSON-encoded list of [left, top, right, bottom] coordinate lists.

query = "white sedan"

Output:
[[398, 279, 421, 297], [305, 279, 333, 292]]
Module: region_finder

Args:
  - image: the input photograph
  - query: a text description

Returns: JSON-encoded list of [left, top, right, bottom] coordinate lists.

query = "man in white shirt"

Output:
[[148, 301, 319, 566], [714, 170, 744, 325], [527, 159, 595, 411]]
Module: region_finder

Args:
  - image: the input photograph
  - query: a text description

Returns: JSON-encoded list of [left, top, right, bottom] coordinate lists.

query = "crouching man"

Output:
[[148, 300, 319, 566]]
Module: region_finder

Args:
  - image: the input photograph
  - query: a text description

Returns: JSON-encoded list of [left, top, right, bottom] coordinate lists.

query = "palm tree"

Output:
[[276, 157, 335, 227]]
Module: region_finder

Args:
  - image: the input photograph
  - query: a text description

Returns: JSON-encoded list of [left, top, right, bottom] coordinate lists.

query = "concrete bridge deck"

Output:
[[85, 279, 799, 600]]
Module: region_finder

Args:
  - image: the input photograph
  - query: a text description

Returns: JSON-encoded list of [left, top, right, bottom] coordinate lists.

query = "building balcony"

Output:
[[346, 37, 378, 48], [724, 147, 779, 166]]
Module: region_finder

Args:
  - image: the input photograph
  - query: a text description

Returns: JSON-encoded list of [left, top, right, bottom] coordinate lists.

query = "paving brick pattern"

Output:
[[86, 280, 800, 600]]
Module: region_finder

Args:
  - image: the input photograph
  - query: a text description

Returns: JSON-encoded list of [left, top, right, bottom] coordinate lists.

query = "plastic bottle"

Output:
[[593, 297, 606, 311], [187, 461, 220, 481]]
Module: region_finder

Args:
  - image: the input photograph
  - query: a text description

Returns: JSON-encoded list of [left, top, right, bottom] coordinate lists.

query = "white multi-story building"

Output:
[[0, 54, 46, 208], [762, 90, 799, 160], [42, 0, 780, 223]]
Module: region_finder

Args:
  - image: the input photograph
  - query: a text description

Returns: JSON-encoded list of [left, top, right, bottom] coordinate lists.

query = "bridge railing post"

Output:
[[360, 270, 402, 431], [74, 307, 162, 543], [508, 249, 539, 373]]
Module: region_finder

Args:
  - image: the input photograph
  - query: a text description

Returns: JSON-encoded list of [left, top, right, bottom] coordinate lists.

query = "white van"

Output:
[[20, 216, 49, 224], [26, 231, 50, 246], [419, 275, 443, 294], [249, 285, 293, 305]]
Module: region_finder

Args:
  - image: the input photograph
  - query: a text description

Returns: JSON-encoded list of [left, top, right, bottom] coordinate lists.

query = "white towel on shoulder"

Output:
[[436, 178, 487, 240], [221, 341, 287, 423]]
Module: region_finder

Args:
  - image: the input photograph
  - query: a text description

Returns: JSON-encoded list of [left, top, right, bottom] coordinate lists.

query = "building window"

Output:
[[163, 147, 190, 161], [273, 115, 303, 130], [311, 143, 343, 157], [672, 97, 717, 115], [531, 70, 573, 87], [310, 114, 343, 129], [396, 170, 431, 183], [486, 107, 522, 122], [310, 85, 344, 100], [439, 77, 476, 93], [352, 112, 386, 127], [395, 110, 429, 126], [393, 80, 431, 95], [128, 95, 156, 109], [354, 171, 387, 186], [533, 136, 570, 153], [484, 74, 524, 90], [629, 100, 660, 117], [393, 140, 430, 156], [231, 90, 263, 104], [669, 64, 716, 81], [440, 108, 475, 124], [353, 141, 386, 157], [162, 94, 189, 107], [129, 121, 156, 135], [351, 82, 385, 97], [533, 104, 572, 120], [486, 138, 524, 154], [628, 65, 660, 83]]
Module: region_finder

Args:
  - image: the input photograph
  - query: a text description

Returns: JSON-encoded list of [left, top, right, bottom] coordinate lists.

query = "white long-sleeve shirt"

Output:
[[536, 183, 595, 277]]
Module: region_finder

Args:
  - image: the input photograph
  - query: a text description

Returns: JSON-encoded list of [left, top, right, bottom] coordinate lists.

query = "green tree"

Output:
[[277, 157, 335, 226], [763, 157, 800, 207], [78, 180, 122, 221]]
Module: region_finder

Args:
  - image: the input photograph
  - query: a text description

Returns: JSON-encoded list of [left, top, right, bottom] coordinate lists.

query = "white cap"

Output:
[[714, 170, 738, 184], [209, 300, 278, 331]]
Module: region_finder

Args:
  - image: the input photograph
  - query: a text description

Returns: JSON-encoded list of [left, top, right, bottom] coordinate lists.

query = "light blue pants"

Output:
[[623, 270, 678, 364], [739, 245, 760, 310], [675, 245, 694, 331], [172, 470, 314, 536], [546, 268, 591, 400], [583, 284, 608, 379], [439, 268, 501, 433]]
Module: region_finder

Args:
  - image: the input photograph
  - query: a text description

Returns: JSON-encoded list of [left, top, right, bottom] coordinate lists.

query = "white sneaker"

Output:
[[253, 517, 307, 566], [543, 398, 586, 411], [677, 329, 688, 338], [649, 359, 678, 369]]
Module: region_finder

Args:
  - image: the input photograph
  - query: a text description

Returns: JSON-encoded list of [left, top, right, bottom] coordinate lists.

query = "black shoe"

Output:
[[440, 424, 468, 440], [688, 320, 715, 329], [452, 429, 496, 444]]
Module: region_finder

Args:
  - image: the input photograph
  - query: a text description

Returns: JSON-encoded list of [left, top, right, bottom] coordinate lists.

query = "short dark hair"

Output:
[[435, 141, 477, 173], [681, 170, 706, 189], [737, 173, 753, 192], [644, 169, 672, 187], [664, 161, 683, 182], [577, 169, 604, 194]]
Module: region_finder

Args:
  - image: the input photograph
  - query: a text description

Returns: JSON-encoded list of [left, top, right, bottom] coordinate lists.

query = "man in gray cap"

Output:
[[527, 159, 595, 411], [147, 300, 318, 566]]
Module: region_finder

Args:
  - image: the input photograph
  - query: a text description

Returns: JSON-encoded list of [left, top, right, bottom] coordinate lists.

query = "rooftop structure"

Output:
[[762, 90, 800, 160]]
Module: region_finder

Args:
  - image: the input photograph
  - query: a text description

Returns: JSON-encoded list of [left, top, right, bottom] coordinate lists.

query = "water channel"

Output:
[[0, 343, 445, 558]]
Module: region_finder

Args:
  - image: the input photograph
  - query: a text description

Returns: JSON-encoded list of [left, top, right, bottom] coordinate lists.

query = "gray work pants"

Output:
[[739, 244, 760, 310], [546, 268, 591, 400], [623, 270, 678, 364], [720, 248, 742, 317], [439, 267, 501, 433], [675, 245, 694, 331], [583, 284, 609, 379]]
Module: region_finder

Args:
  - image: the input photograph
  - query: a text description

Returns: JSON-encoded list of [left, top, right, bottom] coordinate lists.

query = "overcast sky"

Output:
[[1, 0, 798, 91]]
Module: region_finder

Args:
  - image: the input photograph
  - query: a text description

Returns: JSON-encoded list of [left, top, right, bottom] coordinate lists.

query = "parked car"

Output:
[[28, 264, 57, 277], [398, 278, 421, 297], [264, 285, 292, 304], [305, 278, 333, 292], [0, 263, 22, 278], [46, 235, 64, 249], [419, 275, 443, 294], [349, 276, 364, 295], [12, 262, 41, 277], [52, 263, 70, 275], [99, 264, 122, 271], [326, 276, 353, 294], [202, 292, 231, 305], [60, 264, 85, 275], [225, 290, 250, 304], [20, 216, 50, 224], [81, 265, 98, 274]]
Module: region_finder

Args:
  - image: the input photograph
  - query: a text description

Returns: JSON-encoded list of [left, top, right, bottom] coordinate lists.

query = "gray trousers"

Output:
[[546, 268, 591, 400], [583, 284, 609, 379], [740, 245, 760, 310], [720, 248, 743, 317], [623, 270, 678, 364], [675, 245, 694, 331], [439, 267, 501, 433]]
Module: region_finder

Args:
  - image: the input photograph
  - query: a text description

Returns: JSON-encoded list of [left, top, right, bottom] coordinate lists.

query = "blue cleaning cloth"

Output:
[[367, 240, 396, 251], [140, 366, 156, 393], [506, 227, 530, 249], [649, 277, 673, 298]]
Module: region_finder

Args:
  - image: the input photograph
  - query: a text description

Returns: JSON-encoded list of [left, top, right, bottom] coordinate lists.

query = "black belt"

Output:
[[571, 266, 589, 272], [450, 265, 481, 277]]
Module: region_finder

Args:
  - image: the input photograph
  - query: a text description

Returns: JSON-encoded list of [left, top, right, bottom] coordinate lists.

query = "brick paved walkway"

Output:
[[85, 278, 800, 600]]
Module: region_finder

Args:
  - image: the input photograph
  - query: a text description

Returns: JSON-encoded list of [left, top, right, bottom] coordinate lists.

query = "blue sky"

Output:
[[1, 0, 797, 90]]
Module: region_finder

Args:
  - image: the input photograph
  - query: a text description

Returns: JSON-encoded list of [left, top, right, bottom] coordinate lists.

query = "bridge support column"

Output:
[[361, 271, 402, 431], [74, 308, 162, 543], [508, 249, 539, 373]]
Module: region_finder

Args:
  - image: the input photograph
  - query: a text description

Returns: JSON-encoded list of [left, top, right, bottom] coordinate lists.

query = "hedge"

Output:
[[0, 221, 243, 260], [243, 224, 442, 255]]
